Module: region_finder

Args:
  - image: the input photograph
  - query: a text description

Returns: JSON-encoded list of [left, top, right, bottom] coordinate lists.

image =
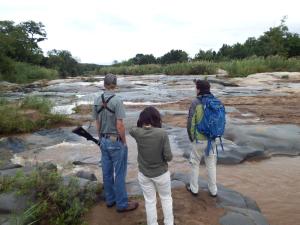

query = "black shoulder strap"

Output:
[[97, 94, 115, 114]]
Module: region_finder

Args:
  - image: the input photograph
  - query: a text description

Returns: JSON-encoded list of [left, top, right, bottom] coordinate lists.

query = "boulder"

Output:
[[0, 213, 10, 225], [75, 171, 97, 181], [0, 137, 27, 153], [126, 180, 143, 196], [220, 207, 269, 225], [0, 163, 22, 171], [170, 172, 269, 224], [0, 166, 34, 177], [0, 192, 32, 213], [207, 77, 239, 87]]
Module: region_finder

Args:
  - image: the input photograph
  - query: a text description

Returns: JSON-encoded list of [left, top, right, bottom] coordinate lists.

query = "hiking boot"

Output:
[[117, 201, 139, 213], [209, 192, 217, 198], [106, 202, 116, 208], [186, 184, 198, 196]]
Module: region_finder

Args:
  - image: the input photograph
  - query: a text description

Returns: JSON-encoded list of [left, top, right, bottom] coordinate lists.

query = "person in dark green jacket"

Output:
[[130, 106, 174, 225]]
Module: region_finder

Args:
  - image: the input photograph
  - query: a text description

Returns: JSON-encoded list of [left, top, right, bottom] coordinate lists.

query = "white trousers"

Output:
[[189, 141, 218, 195], [138, 171, 174, 225]]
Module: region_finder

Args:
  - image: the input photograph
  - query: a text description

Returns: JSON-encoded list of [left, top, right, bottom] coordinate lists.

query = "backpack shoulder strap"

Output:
[[97, 94, 115, 114]]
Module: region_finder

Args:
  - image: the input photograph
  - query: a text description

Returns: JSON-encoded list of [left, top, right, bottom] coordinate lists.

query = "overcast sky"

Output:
[[1, 0, 299, 64]]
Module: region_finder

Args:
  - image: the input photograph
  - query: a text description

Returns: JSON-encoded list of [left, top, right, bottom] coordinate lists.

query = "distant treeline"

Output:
[[109, 18, 299, 67], [1, 18, 300, 83], [0, 20, 102, 83]]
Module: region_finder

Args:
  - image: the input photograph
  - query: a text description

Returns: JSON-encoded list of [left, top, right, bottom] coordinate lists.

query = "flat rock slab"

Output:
[[0, 192, 32, 213], [0, 166, 34, 177], [225, 124, 300, 156], [174, 172, 268, 224], [75, 171, 97, 181], [0, 163, 22, 171], [220, 207, 269, 225], [0, 213, 10, 225]]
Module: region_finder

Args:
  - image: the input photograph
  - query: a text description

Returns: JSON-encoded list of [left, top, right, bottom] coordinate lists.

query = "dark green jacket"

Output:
[[129, 127, 173, 178]]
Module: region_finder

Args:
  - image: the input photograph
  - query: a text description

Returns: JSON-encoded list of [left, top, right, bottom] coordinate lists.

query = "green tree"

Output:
[[159, 49, 188, 64], [131, 53, 157, 65], [284, 33, 300, 57], [0, 20, 45, 64], [194, 49, 217, 61], [46, 49, 80, 77]]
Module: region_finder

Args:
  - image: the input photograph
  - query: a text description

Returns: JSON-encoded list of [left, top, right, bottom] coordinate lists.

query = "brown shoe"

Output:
[[117, 201, 139, 213]]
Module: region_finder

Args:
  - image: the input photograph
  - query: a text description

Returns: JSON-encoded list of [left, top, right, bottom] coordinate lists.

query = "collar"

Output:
[[104, 90, 115, 95]]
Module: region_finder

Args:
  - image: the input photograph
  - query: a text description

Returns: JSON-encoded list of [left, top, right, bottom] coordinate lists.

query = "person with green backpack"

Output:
[[186, 79, 226, 197]]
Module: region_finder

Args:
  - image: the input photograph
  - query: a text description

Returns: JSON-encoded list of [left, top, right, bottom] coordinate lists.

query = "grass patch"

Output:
[[97, 62, 217, 75], [163, 61, 217, 75], [1, 167, 100, 225], [0, 61, 58, 84], [21, 96, 53, 114], [95, 56, 300, 77], [220, 56, 300, 77], [98, 64, 162, 75], [72, 104, 92, 115], [0, 97, 9, 105], [0, 96, 70, 135]]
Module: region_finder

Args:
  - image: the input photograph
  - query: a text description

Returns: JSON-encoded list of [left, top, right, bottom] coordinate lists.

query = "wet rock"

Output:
[[73, 160, 99, 166], [62, 176, 100, 193], [207, 77, 239, 87], [0, 81, 20, 92], [0, 163, 22, 171], [217, 143, 268, 164], [0, 192, 32, 213], [41, 82, 99, 93], [126, 180, 143, 196], [220, 207, 269, 225], [171, 172, 261, 212], [75, 171, 97, 181], [225, 124, 300, 156], [0, 214, 10, 225], [167, 127, 268, 165], [171, 180, 185, 189], [0, 137, 27, 153], [0, 166, 34, 177]]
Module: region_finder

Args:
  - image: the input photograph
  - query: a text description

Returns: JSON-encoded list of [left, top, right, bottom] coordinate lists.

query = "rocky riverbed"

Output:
[[1, 72, 300, 225]]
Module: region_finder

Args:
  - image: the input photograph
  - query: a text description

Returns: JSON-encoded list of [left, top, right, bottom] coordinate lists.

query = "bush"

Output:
[[163, 61, 217, 75], [220, 56, 300, 77], [0, 97, 8, 105], [97, 61, 217, 75], [97, 64, 162, 75], [21, 96, 53, 114], [0, 105, 36, 134], [0, 61, 58, 83], [1, 168, 100, 225], [0, 97, 70, 134]]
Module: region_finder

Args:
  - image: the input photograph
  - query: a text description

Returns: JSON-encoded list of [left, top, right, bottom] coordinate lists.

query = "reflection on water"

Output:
[[217, 157, 300, 225]]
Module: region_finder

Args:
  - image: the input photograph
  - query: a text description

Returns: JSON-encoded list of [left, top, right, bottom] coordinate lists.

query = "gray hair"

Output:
[[104, 73, 117, 86]]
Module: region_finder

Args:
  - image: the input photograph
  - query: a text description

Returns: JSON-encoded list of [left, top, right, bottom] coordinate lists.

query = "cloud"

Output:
[[0, 0, 299, 64]]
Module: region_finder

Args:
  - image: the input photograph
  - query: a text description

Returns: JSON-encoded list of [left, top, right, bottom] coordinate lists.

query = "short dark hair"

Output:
[[137, 106, 162, 128], [194, 79, 211, 95]]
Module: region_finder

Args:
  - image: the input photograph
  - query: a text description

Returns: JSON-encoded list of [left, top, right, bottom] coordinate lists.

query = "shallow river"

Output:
[[2, 73, 300, 225]]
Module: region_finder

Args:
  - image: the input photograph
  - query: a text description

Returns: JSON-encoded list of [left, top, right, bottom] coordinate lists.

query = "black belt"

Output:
[[101, 133, 121, 141]]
